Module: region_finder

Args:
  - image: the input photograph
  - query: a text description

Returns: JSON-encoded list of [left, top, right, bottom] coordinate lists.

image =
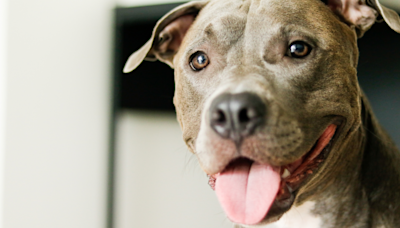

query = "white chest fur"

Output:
[[248, 201, 322, 228]]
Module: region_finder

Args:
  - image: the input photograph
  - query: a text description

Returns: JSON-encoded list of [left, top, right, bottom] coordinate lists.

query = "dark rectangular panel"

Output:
[[114, 3, 184, 112]]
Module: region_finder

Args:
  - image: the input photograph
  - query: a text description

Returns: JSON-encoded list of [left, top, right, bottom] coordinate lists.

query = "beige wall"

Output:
[[2, 0, 231, 227], [4, 0, 113, 227], [117, 0, 187, 7], [115, 111, 231, 228], [0, 0, 7, 226]]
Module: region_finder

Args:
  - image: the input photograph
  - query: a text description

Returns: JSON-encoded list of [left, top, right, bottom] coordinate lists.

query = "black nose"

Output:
[[209, 92, 266, 144]]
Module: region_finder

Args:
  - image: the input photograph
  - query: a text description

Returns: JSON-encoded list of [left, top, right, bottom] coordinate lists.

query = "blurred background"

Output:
[[0, 0, 399, 228]]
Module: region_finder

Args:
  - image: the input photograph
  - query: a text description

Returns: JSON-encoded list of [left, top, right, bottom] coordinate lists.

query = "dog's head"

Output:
[[124, 0, 400, 226]]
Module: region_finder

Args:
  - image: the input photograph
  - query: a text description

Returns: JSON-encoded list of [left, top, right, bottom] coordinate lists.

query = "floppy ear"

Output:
[[325, 0, 400, 37], [371, 0, 400, 32], [123, 1, 208, 73]]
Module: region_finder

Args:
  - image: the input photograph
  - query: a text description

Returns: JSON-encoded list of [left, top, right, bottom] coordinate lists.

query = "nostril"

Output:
[[212, 110, 226, 124], [239, 107, 260, 124], [217, 111, 226, 123], [211, 108, 230, 139], [238, 108, 250, 123]]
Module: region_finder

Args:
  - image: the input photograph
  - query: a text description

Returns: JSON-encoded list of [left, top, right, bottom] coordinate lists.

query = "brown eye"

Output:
[[288, 41, 312, 58], [189, 52, 209, 71]]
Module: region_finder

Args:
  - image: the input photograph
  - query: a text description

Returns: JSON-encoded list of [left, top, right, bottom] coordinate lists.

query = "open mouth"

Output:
[[208, 124, 338, 225]]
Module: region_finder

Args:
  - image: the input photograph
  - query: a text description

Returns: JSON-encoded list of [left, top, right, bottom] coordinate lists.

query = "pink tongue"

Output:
[[215, 160, 280, 225]]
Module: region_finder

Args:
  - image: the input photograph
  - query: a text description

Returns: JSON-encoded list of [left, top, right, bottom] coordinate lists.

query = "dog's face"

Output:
[[124, 0, 400, 226], [174, 0, 360, 224]]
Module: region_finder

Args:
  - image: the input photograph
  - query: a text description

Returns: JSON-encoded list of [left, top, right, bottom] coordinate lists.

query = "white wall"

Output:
[[115, 111, 232, 228], [0, 0, 7, 227], [4, 0, 113, 227], [3, 0, 231, 227], [116, 0, 188, 7]]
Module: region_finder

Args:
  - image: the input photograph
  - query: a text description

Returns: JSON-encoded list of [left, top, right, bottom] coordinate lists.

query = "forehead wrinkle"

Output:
[[241, 0, 338, 59], [201, 14, 247, 51], [191, 0, 250, 50], [184, 36, 207, 55]]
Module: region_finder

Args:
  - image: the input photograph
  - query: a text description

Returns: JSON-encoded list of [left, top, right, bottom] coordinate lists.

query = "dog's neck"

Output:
[[311, 93, 400, 228], [359, 93, 400, 227]]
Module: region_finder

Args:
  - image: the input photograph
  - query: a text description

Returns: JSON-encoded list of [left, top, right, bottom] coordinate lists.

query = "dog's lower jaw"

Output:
[[295, 126, 369, 228], [243, 119, 373, 227]]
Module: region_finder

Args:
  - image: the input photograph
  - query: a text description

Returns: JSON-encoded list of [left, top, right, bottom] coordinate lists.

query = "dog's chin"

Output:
[[208, 121, 342, 226]]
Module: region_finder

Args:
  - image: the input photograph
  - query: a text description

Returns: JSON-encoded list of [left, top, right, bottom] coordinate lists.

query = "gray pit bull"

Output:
[[123, 0, 400, 227]]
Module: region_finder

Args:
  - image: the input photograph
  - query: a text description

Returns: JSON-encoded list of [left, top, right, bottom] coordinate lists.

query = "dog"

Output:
[[123, 0, 400, 227]]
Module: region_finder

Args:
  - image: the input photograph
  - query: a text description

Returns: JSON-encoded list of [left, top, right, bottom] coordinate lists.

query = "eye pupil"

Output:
[[289, 41, 311, 58], [197, 54, 207, 65], [291, 44, 304, 54]]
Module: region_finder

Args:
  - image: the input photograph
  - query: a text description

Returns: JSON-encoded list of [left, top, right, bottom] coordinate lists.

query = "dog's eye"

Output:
[[189, 52, 209, 71], [288, 41, 312, 58]]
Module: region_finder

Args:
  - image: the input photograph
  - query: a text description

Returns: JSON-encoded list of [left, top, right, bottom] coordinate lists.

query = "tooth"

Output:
[[281, 168, 290, 179]]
